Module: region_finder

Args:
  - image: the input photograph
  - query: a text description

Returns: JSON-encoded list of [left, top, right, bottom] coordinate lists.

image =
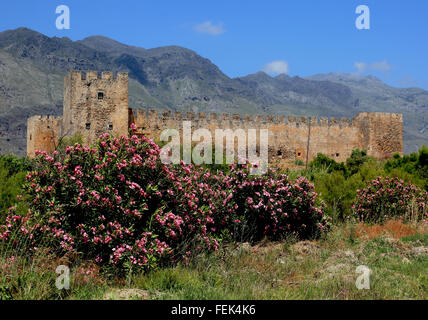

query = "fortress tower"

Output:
[[62, 71, 129, 145]]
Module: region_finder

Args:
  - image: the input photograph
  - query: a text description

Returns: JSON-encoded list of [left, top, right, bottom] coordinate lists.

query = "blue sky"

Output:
[[1, 0, 427, 89]]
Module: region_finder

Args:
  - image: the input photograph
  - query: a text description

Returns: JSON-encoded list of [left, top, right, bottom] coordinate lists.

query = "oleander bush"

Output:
[[306, 148, 427, 223], [0, 128, 328, 274], [1, 131, 220, 274], [351, 176, 428, 223], [211, 163, 330, 242]]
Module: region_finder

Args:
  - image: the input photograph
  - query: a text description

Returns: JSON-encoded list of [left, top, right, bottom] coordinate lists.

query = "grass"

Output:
[[0, 248, 110, 300], [126, 220, 428, 300], [0, 219, 425, 300], [2, 219, 426, 300]]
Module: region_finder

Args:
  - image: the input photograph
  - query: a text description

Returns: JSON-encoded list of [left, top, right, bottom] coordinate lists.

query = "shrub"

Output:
[[0, 130, 329, 274], [294, 159, 304, 166], [0, 131, 219, 274], [385, 146, 428, 189], [351, 177, 428, 223], [346, 149, 368, 176], [309, 153, 347, 175], [55, 134, 84, 156], [0, 155, 31, 221], [313, 171, 364, 222], [211, 163, 330, 242]]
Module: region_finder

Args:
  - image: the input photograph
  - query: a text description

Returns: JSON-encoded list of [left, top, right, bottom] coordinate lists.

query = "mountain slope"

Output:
[[0, 28, 426, 156], [306, 73, 428, 153]]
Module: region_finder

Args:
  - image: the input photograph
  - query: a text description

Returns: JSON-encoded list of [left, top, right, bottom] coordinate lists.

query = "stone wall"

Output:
[[27, 115, 62, 157], [355, 112, 403, 159], [129, 109, 403, 163]]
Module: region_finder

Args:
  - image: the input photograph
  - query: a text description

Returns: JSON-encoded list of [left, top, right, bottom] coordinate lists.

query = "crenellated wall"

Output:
[[27, 71, 403, 163], [128, 108, 403, 163]]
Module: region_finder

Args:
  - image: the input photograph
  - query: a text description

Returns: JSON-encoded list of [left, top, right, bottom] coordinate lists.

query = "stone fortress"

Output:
[[27, 70, 404, 164]]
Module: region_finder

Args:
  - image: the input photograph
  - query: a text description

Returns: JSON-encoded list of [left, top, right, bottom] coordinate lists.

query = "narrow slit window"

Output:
[[109, 123, 113, 130], [86, 123, 91, 130], [98, 92, 104, 100]]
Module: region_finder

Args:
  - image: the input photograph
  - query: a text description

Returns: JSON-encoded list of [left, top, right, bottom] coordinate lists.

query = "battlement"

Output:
[[129, 108, 401, 130], [68, 70, 128, 82], [28, 115, 63, 122], [127, 108, 403, 162]]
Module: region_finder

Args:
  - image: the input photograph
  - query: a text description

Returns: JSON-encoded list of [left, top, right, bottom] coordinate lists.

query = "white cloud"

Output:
[[370, 60, 391, 71], [262, 60, 289, 75], [354, 60, 391, 74], [194, 21, 225, 35]]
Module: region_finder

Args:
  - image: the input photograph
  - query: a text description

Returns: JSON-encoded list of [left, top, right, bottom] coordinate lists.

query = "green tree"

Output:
[[309, 153, 347, 175], [346, 149, 368, 176], [314, 171, 363, 222], [384, 146, 428, 189], [0, 155, 30, 221]]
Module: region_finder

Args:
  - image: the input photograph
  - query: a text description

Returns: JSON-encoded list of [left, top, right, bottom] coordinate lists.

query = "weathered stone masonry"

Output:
[[27, 71, 403, 163]]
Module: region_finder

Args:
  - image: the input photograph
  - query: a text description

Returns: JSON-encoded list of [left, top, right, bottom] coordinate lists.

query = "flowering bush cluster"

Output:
[[1, 132, 219, 273], [211, 163, 330, 242], [351, 177, 428, 223], [0, 128, 328, 273]]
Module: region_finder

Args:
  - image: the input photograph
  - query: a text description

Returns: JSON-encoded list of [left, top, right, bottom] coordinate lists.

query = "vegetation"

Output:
[[385, 146, 428, 189], [299, 147, 428, 223], [0, 136, 426, 300], [352, 177, 427, 223], [0, 131, 327, 275], [1, 220, 426, 300], [0, 155, 31, 222]]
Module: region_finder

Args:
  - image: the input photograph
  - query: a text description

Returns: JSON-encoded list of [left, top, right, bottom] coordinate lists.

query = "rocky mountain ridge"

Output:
[[0, 27, 426, 156]]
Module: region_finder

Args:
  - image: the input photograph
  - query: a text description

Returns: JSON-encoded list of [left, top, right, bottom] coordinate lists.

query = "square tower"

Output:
[[27, 115, 62, 157], [62, 71, 129, 145]]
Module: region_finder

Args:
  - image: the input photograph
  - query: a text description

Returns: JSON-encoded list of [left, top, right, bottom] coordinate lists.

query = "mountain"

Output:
[[306, 73, 428, 153], [0, 27, 426, 156]]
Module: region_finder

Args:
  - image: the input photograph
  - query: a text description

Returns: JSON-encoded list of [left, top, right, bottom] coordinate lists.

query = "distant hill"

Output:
[[0, 27, 426, 156]]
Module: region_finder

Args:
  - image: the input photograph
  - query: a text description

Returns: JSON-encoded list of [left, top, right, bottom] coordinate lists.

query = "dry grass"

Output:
[[353, 219, 422, 240]]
